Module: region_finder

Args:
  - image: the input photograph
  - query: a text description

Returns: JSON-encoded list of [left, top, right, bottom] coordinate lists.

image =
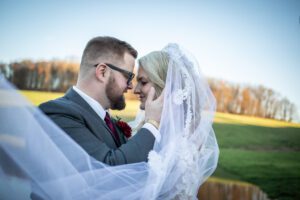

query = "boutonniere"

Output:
[[115, 117, 132, 138]]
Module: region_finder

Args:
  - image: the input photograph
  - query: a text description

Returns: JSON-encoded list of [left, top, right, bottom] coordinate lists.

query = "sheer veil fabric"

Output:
[[0, 44, 219, 199]]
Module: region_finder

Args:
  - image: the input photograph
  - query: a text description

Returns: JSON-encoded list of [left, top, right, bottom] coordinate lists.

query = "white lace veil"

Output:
[[0, 44, 218, 200]]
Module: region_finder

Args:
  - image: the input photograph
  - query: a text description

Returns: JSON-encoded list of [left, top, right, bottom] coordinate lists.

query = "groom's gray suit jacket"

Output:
[[39, 88, 155, 165]]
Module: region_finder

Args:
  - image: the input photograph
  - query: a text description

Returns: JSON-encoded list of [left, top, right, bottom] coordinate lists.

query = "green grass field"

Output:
[[213, 123, 300, 200], [21, 90, 300, 200]]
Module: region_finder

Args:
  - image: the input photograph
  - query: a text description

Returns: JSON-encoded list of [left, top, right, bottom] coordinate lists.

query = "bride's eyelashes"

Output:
[[137, 77, 148, 86], [141, 81, 148, 86]]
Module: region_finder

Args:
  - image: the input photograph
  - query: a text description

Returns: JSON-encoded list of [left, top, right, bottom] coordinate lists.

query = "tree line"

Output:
[[208, 79, 298, 122], [0, 60, 78, 92], [0, 60, 298, 122]]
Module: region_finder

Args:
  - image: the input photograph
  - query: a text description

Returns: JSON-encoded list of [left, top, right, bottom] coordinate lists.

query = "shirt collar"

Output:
[[72, 86, 107, 120]]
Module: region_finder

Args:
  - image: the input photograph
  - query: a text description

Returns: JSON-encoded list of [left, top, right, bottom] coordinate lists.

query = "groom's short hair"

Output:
[[78, 36, 137, 80], [80, 36, 137, 68]]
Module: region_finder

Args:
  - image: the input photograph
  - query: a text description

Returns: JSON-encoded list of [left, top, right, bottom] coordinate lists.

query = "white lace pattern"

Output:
[[147, 44, 219, 199]]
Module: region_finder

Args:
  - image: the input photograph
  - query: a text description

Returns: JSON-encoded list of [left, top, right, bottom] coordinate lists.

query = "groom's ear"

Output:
[[95, 63, 109, 83]]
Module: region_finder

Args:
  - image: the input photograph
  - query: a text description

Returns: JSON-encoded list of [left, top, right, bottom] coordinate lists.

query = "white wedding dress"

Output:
[[0, 44, 219, 200]]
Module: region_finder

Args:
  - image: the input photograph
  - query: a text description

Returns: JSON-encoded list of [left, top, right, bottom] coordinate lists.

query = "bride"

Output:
[[0, 44, 219, 199]]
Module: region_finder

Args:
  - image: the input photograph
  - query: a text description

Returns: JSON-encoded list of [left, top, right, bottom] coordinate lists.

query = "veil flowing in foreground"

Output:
[[0, 44, 219, 200]]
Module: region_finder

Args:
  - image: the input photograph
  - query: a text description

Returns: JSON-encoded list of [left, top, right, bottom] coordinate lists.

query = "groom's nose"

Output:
[[127, 82, 133, 90]]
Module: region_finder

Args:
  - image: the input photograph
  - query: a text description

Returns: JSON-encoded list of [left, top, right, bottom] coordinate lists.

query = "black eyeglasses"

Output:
[[94, 63, 135, 85]]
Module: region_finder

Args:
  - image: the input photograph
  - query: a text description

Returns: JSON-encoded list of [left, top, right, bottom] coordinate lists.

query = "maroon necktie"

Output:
[[104, 112, 121, 146]]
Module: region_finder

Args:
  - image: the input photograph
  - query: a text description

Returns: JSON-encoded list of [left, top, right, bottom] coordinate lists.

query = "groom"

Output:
[[40, 36, 162, 165]]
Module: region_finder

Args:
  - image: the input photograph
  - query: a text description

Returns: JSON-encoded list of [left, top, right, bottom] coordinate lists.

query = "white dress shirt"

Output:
[[73, 86, 106, 120], [72, 86, 160, 142]]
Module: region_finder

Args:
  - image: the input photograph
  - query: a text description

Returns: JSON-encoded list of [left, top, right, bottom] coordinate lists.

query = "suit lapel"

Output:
[[64, 88, 117, 147]]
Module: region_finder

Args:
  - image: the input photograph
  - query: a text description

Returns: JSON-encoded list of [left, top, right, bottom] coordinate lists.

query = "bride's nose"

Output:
[[134, 83, 141, 94]]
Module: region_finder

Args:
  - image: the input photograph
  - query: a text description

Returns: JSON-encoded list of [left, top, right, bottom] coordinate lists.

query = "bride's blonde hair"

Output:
[[132, 51, 169, 132], [138, 51, 169, 97]]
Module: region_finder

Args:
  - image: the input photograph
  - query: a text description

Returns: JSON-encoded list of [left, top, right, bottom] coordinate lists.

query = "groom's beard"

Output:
[[106, 75, 126, 110]]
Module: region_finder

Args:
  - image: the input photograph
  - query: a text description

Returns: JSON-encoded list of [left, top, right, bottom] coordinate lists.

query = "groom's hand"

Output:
[[145, 87, 164, 126]]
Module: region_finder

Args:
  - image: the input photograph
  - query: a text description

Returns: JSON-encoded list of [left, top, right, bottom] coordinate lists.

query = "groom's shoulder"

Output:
[[39, 96, 79, 115]]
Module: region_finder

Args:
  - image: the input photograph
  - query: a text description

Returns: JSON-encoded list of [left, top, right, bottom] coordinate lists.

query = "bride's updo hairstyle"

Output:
[[138, 51, 169, 97]]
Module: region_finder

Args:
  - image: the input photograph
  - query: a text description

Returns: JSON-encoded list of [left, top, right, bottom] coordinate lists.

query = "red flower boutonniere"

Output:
[[116, 117, 132, 138]]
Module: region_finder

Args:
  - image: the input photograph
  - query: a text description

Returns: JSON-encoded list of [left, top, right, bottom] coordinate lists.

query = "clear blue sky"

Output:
[[1, 0, 299, 118]]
